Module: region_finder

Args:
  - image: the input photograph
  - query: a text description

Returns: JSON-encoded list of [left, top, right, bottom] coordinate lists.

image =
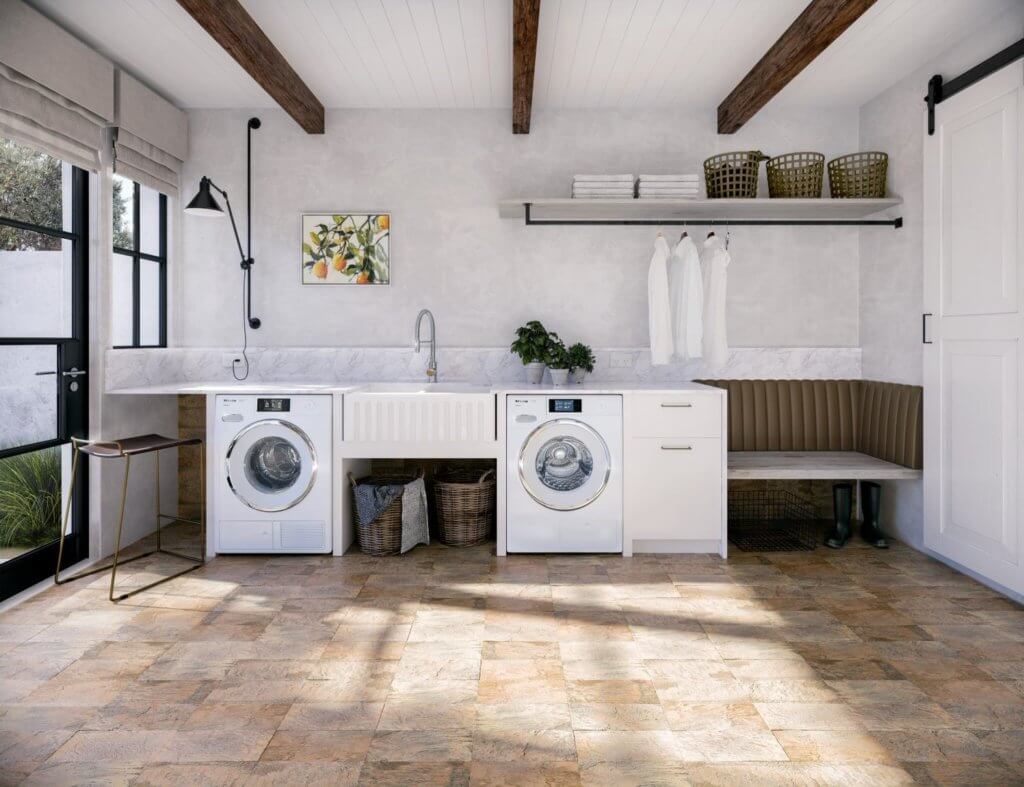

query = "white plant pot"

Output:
[[549, 368, 570, 386], [570, 370, 589, 385], [525, 362, 546, 384]]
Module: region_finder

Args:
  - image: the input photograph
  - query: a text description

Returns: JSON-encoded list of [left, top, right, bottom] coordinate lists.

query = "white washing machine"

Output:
[[214, 394, 332, 553], [506, 394, 623, 553]]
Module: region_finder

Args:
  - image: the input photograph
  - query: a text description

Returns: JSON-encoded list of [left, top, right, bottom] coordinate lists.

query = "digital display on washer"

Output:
[[257, 397, 290, 413], [548, 398, 582, 413]]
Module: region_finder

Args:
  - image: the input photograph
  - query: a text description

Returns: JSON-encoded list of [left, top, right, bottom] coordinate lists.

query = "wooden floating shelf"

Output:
[[498, 197, 903, 227]]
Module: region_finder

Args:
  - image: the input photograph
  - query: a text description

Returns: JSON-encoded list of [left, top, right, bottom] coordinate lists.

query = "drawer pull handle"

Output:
[[661, 445, 692, 451], [660, 403, 693, 408]]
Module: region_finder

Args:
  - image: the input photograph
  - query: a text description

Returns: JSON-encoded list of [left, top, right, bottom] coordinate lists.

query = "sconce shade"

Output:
[[184, 177, 224, 217]]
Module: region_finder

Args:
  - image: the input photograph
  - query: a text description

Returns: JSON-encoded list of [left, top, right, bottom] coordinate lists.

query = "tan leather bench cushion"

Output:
[[699, 379, 922, 470]]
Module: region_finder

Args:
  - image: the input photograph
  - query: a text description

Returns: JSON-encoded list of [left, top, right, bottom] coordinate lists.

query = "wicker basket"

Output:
[[767, 152, 824, 198], [828, 152, 888, 198], [434, 468, 495, 547], [704, 150, 767, 198], [349, 469, 421, 556]]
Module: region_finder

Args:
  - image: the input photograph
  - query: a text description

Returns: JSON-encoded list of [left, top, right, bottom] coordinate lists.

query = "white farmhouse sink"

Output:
[[345, 384, 495, 443], [358, 382, 491, 394]]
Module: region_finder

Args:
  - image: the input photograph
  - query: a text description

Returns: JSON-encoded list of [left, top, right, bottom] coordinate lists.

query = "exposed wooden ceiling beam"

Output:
[[513, 0, 541, 134], [717, 0, 876, 134], [177, 0, 324, 134]]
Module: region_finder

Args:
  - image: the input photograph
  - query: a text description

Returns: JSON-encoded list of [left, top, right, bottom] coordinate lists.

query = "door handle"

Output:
[[660, 403, 693, 408], [922, 313, 933, 344], [661, 445, 693, 451], [62, 368, 87, 378]]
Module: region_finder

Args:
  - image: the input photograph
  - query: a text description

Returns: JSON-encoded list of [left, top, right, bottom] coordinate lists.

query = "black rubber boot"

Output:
[[825, 483, 853, 549], [860, 480, 889, 549]]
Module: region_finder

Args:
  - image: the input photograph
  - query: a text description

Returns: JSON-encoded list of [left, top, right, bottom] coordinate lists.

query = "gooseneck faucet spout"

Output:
[[414, 309, 437, 382]]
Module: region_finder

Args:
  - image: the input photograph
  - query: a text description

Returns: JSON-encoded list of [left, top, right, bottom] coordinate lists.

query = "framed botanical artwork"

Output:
[[302, 213, 390, 285]]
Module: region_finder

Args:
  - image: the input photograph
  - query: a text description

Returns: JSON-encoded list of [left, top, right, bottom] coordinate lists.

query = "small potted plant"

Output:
[[511, 320, 554, 384], [547, 341, 571, 386], [567, 342, 595, 384]]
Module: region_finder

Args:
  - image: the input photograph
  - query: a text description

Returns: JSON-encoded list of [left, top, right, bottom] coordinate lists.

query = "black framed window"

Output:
[[112, 175, 167, 348]]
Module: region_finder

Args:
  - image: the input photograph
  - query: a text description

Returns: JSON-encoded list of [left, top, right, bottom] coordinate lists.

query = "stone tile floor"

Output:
[[1, 529, 1023, 786]]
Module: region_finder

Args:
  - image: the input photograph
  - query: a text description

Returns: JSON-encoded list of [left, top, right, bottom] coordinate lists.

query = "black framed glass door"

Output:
[[0, 139, 89, 601]]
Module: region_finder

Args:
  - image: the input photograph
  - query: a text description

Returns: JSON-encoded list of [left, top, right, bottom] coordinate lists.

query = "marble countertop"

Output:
[[107, 380, 725, 396]]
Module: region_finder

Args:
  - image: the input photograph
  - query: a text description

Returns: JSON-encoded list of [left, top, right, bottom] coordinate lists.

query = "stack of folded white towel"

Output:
[[637, 174, 700, 199], [572, 174, 635, 199]]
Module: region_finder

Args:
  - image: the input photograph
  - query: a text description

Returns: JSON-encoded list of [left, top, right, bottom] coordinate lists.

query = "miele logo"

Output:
[[513, 399, 530, 404]]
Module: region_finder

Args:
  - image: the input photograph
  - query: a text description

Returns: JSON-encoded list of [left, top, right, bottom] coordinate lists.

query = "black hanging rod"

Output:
[[926, 38, 1024, 134], [523, 203, 902, 228]]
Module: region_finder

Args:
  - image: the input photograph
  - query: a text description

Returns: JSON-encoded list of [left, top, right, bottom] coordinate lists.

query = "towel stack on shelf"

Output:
[[572, 174, 635, 199], [638, 174, 700, 199]]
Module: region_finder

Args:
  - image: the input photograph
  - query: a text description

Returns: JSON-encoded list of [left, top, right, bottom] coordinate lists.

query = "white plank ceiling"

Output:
[[26, 0, 1023, 111]]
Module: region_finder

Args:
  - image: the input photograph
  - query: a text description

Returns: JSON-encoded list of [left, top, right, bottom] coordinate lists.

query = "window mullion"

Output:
[[132, 182, 141, 347]]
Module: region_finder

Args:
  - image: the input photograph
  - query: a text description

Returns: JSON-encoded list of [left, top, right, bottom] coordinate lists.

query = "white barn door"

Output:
[[923, 61, 1024, 595]]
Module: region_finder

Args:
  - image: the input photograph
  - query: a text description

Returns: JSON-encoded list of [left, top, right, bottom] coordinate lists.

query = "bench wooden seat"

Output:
[[728, 451, 922, 481]]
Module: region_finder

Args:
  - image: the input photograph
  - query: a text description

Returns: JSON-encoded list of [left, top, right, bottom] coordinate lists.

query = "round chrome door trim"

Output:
[[225, 419, 318, 512], [518, 418, 611, 511]]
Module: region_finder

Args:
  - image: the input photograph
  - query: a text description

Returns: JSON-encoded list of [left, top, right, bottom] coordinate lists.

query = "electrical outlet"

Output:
[[609, 351, 635, 369], [221, 352, 240, 368]]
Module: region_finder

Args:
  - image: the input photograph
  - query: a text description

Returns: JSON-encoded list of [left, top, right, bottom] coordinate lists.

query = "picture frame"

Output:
[[301, 212, 390, 285]]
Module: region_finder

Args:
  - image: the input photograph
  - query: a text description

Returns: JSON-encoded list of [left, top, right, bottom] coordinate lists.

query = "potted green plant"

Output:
[[547, 341, 571, 386], [567, 342, 596, 384], [511, 320, 554, 384]]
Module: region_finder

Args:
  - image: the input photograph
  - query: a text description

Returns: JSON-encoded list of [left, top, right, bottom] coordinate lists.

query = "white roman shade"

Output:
[[113, 71, 188, 197], [0, 0, 114, 170]]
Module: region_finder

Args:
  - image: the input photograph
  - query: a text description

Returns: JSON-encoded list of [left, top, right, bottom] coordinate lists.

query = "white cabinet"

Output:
[[624, 391, 727, 556]]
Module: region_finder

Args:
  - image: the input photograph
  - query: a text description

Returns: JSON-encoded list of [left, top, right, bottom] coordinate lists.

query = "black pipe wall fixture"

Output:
[[184, 117, 262, 380]]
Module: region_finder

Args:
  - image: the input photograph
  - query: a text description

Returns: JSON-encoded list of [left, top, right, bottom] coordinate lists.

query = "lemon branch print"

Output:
[[302, 213, 390, 285]]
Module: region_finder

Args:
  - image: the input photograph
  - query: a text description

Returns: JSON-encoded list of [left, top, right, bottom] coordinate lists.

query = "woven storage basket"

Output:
[[828, 152, 888, 198], [349, 469, 421, 556], [766, 152, 824, 198], [434, 468, 495, 547], [704, 150, 767, 198]]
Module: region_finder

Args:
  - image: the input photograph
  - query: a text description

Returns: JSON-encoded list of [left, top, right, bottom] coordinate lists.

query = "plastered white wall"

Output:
[[178, 106, 862, 351]]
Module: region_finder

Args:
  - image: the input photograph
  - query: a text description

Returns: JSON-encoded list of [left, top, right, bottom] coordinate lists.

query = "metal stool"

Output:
[[55, 434, 206, 602]]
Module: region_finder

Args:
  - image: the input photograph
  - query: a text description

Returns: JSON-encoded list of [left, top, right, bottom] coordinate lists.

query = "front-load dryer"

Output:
[[506, 394, 622, 553], [214, 394, 332, 553]]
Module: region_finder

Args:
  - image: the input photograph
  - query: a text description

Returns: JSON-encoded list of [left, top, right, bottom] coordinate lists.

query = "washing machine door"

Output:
[[519, 419, 611, 511], [225, 419, 317, 512]]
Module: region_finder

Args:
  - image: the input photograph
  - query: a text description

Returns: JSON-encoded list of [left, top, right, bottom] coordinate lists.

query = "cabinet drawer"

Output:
[[627, 437, 723, 541], [629, 393, 722, 438]]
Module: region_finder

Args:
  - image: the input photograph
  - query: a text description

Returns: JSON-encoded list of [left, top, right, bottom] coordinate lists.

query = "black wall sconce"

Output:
[[184, 117, 261, 379]]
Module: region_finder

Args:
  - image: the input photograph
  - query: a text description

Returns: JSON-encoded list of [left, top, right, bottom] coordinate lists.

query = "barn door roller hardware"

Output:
[[926, 38, 1024, 135]]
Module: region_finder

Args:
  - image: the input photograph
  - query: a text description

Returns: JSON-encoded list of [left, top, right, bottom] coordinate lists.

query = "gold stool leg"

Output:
[[54, 440, 82, 585], [108, 455, 132, 602]]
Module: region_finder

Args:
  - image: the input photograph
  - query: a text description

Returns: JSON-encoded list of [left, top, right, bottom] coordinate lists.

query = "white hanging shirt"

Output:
[[669, 235, 703, 360], [701, 234, 730, 368], [648, 235, 674, 366]]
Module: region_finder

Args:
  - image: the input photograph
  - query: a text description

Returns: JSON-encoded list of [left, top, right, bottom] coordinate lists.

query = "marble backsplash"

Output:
[[105, 346, 862, 390]]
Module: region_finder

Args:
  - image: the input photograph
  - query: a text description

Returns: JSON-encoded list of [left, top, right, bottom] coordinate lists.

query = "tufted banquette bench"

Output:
[[698, 379, 923, 479], [698, 379, 923, 547]]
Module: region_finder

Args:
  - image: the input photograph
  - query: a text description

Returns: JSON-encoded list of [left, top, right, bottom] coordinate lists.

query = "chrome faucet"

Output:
[[414, 309, 437, 382]]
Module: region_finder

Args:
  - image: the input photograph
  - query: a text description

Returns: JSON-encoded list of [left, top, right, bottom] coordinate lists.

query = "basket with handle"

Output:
[[827, 152, 888, 198], [703, 150, 768, 198], [349, 468, 422, 556], [434, 468, 496, 547], [766, 152, 824, 198]]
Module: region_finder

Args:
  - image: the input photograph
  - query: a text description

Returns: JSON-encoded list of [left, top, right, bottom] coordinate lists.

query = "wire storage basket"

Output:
[[434, 468, 495, 547], [728, 489, 817, 552], [704, 150, 768, 198], [766, 152, 825, 198], [828, 152, 888, 198], [349, 469, 421, 556]]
